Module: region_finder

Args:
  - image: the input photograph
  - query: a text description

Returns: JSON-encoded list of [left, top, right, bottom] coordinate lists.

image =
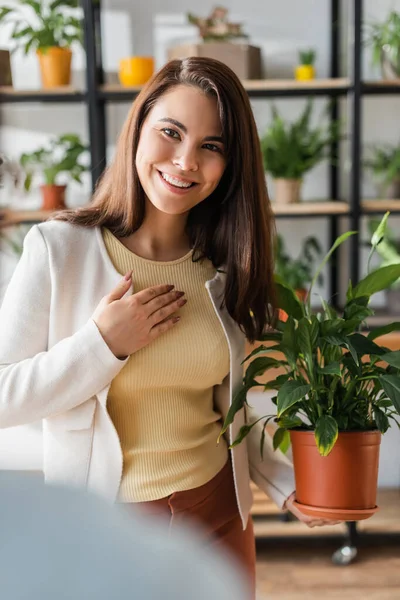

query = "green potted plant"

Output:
[[364, 10, 400, 79], [367, 217, 400, 314], [295, 49, 316, 81], [0, 0, 83, 88], [260, 100, 341, 204], [221, 212, 400, 521], [275, 234, 323, 319], [364, 142, 400, 199], [20, 134, 89, 210]]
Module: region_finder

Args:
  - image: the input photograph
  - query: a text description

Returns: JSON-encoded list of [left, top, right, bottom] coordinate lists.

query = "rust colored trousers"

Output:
[[123, 458, 256, 598]]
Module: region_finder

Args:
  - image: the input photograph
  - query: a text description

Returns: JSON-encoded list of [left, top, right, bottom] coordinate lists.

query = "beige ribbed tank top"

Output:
[[102, 228, 230, 502]]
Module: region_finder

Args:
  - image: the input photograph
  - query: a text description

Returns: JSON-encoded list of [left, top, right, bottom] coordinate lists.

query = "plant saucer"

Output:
[[292, 500, 379, 521]]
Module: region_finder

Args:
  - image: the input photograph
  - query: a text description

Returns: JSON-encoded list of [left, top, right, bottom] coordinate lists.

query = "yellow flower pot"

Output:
[[37, 47, 72, 88], [295, 64, 315, 81], [118, 56, 154, 86]]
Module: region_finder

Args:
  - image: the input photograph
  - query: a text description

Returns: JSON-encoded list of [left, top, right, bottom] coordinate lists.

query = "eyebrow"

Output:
[[158, 117, 224, 144]]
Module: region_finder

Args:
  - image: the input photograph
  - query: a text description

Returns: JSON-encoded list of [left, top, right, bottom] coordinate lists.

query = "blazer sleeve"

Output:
[[246, 405, 295, 509], [0, 224, 127, 429]]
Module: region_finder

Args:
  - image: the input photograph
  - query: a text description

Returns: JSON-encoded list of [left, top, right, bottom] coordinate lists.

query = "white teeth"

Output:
[[161, 172, 193, 188]]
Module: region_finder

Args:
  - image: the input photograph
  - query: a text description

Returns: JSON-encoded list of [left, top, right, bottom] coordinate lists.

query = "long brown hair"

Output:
[[52, 57, 276, 342]]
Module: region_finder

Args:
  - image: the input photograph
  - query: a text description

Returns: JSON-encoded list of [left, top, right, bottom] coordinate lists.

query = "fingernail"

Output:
[[173, 316, 181, 323], [167, 284, 175, 291], [124, 271, 132, 281]]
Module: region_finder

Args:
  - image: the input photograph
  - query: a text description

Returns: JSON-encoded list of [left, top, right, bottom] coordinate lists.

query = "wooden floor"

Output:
[[256, 541, 400, 599], [254, 488, 400, 599]]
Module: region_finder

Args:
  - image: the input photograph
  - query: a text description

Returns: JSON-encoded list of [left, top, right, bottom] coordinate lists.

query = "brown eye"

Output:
[[162, 128, 180, 139]]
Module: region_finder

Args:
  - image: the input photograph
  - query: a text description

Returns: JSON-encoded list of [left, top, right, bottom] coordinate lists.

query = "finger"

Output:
[[107, 271, 133, 302], [134, 284, 175, 305], [150, 314, 181, 338], [150, 296, 187, 326], [146, 290, 185, 317]]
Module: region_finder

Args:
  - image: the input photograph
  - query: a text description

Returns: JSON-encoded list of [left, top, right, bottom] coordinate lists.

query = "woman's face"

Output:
[[135, 84, 226, 217]]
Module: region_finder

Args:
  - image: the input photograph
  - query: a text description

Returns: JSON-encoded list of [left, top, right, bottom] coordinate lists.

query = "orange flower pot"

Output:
[[290, 429, 381, 521], [37, 47, 72, 88], [40, 184, 67, 210], [118, 56, 154, 86]]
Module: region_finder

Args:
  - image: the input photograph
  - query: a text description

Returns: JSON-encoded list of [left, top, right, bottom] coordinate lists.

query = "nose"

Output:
[[172, 143, 199, 172]]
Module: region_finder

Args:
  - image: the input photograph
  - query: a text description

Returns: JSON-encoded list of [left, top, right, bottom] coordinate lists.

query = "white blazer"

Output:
[[0, 221, 295, 528]]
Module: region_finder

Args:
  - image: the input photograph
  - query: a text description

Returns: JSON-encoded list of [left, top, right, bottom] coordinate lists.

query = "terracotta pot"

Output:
[[274, 178, 302, 204], [40, 184, 67, 210], [37, 47, 72, 88], [278, 288, 307, 322], [290, 429, 381, 520]]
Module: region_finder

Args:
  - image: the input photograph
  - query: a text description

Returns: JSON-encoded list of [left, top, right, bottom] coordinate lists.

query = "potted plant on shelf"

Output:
[[260, 99, 341, 204], [366, 217, 400, 314], [295, 49, 316, 81], [364, 142, 400, 200], [221, 212, 400, 521], [364, 10, 400, 79], [19, 134, 89, 210], [275, 234, 323, 320], [0, 0, 83, 88], [167, 7, 262, 80]]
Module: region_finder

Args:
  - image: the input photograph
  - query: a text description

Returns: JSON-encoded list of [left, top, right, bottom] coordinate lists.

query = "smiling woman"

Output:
[[1, 57, 325, 600]]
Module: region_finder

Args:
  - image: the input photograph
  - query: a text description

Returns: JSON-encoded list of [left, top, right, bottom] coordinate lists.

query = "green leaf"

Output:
[[379, 375, 400, 415], [373, 406, 390, 434], [353, 264, 400, 298], [242, 344, 283, 363], [219, 385, 248, 440], [277, 380, 311, 417], [277, 414, 303, 429], [230, 417, 264, 448], [368, 322, 400, 341], [347, 332, 386, 356], [258, 331, 283, 343], [244, 356, 286, 385], [318, 362, 341, 376], [273, 427, 291, 453], [275, 280, 304, 320], [264, 372, 292, 391], [380, 351, 400, 369], [371, 211, 390, 249], [297, 317, 314, 362], [315, 415, 339, 456]]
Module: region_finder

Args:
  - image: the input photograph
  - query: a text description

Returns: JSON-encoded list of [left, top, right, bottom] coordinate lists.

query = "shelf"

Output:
[[363, 80, 400, 95], [0, 86, 86, 103], [0, 203, 350, 229], [272, 201, 349, 217], [362, 199, 400, 214], [0, 209, 55, 228], [99, 78, 351, 101]]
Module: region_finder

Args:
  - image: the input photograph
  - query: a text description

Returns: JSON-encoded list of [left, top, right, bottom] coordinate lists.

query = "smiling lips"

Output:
[[158, 170, 198, 193]]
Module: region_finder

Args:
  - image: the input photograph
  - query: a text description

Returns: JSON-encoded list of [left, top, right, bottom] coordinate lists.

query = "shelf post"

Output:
[[349, 0, 363, 284], [81, 0, 107, 192], [329, 0, 340, 307]]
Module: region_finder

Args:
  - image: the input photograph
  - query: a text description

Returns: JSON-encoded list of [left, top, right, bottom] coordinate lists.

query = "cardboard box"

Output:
[[167, 42, 261, 80], [0, 50, 12, 86]]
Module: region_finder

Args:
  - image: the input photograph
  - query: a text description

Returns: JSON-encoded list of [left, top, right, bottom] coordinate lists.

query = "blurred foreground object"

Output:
[[0, 472, 248, 600]]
